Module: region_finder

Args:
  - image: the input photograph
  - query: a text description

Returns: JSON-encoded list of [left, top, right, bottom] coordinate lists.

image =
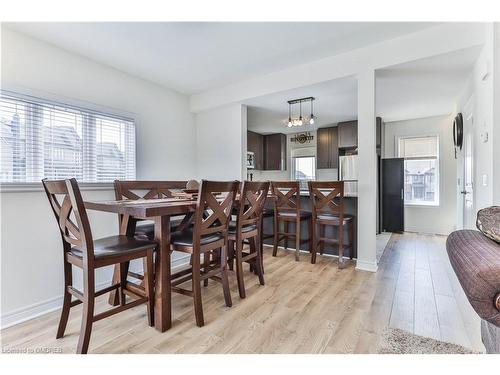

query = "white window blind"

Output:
[[0, 91, 136, 183], [398, 135, 439, 206]]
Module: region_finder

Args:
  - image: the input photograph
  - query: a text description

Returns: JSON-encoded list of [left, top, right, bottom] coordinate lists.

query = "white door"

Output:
[[462, 100, 475, 229]]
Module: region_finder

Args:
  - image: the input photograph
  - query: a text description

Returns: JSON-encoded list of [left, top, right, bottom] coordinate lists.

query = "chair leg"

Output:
[[319, 224, 325, 255], [56, 261, 72, 339], [77, 270, 95, 354], [203, 252, 210, 287], [311, 221, 317, 264], [235, 239, 246, 299], [220, 246, 233, 307], [338, 223, 345, 269], [284, 221, 289, 249], [119, 262, 129, 306], [252, 236, 265, 286], [191, 252, 204, 327], [295, 219, 300, 261], [227, 240, 235, 271], [143, 251, 154, 327], [259, 218, 265, 274], [272, 215, 279, 257]]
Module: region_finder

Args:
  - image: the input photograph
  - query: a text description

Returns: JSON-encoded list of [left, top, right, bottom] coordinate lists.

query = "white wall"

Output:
[[456, 23, 497, 223], [0, 28, 196, 327], [195, 104, 246, 180], [384, 115, 457, 235]]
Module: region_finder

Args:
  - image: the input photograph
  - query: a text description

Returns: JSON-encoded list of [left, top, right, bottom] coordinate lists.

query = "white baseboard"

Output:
[[0, 254, 191, 330], [355, 260, 378, 273]]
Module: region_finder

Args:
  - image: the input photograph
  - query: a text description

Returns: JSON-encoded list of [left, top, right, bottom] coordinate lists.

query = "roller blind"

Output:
[[0, 91, 136, 183], [398, 136, 438, 159]]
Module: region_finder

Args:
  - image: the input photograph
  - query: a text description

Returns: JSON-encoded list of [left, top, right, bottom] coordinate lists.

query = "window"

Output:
[[398, 135, 439, 206], [0, 91, 135, 183], [293, 156, 316, 190]]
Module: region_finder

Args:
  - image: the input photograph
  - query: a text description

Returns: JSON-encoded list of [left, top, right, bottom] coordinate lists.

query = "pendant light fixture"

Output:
[[286, 97, 315, 128]]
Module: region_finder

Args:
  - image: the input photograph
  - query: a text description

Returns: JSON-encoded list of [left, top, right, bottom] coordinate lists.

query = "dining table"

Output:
[[84, 197, 198, 332]]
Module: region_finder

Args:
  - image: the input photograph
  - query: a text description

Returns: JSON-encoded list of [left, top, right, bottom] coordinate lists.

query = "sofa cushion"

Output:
[[446, 230, 500, 327], [476, 206, 500, 243]]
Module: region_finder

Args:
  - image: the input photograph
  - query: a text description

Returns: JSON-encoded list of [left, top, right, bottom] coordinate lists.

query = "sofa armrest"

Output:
[[446, 230, 500, 327]]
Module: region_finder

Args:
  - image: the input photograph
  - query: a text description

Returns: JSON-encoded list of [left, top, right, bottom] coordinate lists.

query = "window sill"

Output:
[[404, 203, 440, 208], [0, 182, 115, 193]]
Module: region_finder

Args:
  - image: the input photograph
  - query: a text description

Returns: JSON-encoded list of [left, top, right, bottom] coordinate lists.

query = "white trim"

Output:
[[0, 255, 191, 330], [355, 260, 378, 273]]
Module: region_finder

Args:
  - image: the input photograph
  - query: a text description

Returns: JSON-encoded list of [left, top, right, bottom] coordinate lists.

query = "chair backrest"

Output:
[[192, 180, 239, 246], [271, 181, 301, 215], [42, 178, 94, 260], [235, 181, 270, 231], [114, 180, 187, 200], [308, 181, 344, 220], [114, 180, 187, 228]]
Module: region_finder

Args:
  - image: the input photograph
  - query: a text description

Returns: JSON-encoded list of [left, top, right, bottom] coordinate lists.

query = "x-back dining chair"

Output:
[[169, 180, 239, 327], [308, 181, 354, 268], [227, 180, 269, 298], [43, 178, 156, 354]]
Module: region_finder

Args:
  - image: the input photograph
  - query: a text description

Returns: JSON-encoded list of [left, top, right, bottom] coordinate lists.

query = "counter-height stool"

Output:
[[227, 181, 269, 298], [308, 181, 354, 268], [169, 180, 239, 327], [43, 178, 156, 354], [271, 181, 312, 261]]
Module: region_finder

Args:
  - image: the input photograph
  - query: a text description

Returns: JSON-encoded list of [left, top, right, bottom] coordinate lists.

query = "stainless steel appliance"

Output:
[[339, 154, 358, 196]]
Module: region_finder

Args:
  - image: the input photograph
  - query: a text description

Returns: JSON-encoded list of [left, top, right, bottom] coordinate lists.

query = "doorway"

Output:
[[461, 96, 475, 229]]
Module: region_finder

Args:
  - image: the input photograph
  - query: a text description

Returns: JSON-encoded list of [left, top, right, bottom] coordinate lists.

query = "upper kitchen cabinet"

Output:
[[338, 120, 357, 149], [337, 118, 382, 149], [264, 133, 287, 171], [316, 126, 338, 169], [247, 131, 264, 170]]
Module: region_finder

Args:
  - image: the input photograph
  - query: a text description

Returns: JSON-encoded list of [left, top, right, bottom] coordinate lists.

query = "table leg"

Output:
[[154, 215, 172, 332], [108, 215, 136, 306]]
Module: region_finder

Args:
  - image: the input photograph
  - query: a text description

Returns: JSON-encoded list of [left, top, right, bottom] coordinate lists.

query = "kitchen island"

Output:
[[261, 190, 357, 259]]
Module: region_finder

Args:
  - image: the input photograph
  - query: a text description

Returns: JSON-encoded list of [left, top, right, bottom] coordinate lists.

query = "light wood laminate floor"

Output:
[[1, 233, 484, 354]]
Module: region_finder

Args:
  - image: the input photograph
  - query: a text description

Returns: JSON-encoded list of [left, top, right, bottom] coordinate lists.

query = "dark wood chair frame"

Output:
[[308, 181, 354, 268], [110, 180, 191, 304], [271, 181, 312, 261], [42, 178, 155, 354], [169, 180, 239, 327], [227, 181, 269, 298]]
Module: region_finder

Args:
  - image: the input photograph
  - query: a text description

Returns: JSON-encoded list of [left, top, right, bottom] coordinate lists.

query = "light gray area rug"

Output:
[[378, 328, 481, 354]]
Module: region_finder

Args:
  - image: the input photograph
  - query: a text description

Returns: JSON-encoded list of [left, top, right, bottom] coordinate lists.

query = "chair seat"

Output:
[[277, 210, 312, 219], [170, 229, 223, 247], [228, 221, 257, 234], [71, 235, 157, 260], [135, 219, 184, 238], [316, 213, 353, 224]]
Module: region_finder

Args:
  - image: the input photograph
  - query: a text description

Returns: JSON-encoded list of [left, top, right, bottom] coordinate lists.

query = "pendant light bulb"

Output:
[[309, 115, 315, 125]]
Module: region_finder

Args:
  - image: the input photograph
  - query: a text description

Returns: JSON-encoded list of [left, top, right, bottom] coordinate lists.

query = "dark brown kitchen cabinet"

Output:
[[338, 121, 357, 149], [316, 126, 338, 169], [263, 133, 286, 171], [247, 131, 264, 170]]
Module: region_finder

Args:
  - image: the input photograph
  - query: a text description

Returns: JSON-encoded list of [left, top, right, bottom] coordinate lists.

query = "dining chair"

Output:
[[271, 181, 312, 261], [308, 181, 354, 268], [227, 181, 269, 298], [42, 178, 156, 354], [114, 180, 189, 239], [169, 180, 239, 327]]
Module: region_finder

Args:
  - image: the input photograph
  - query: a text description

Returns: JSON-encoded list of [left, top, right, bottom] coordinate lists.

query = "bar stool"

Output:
[[308, 181, 354, 268], [227, 181, 269, 298], [271, 181, 312, 261]]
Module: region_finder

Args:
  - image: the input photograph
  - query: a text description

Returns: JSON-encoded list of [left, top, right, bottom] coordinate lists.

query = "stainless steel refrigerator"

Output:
[[339, 154, 358, 197]]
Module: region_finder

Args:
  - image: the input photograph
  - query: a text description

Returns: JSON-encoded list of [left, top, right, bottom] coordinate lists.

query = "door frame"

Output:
[[461, 95, 475, 229]]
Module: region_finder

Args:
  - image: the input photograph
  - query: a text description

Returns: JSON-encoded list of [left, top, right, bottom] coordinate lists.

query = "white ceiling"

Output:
[[5, 22, 438, 94], [246, 46, 481, 133]]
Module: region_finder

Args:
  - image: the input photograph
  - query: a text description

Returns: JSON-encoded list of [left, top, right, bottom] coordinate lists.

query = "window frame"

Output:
[[396, 134, 440, 207], [0, 89, 137, 191]]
